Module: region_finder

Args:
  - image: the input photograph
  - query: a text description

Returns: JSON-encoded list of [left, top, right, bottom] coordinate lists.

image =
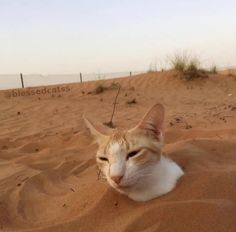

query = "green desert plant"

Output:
[[148, 60, 157, 73], [169, 52, 189, 72], [169, 52, 208, 80], [209, 65, 217, 74]]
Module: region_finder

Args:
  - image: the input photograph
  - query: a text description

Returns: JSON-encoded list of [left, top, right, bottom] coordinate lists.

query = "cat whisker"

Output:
[[96, 168, 107, 181]]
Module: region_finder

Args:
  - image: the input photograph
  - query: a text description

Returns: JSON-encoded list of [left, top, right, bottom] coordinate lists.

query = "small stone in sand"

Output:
[[185, 125, 192, 129], [126, 98, 137, 105], [175, 117, 182, 123], [169, 122, 174, 127], [1, 145, 8, 150], [114, 201, 118, 206]]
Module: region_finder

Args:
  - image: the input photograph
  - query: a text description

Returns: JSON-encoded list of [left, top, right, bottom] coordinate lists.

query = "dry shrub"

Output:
[[93, 81, 120, 94]]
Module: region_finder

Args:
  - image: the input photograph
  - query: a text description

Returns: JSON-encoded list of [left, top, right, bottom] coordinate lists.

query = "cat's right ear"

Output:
[[131, 103, 165, 141], [83, 115, 108, 145]]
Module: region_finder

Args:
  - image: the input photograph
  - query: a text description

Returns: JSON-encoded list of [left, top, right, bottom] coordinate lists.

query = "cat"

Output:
[[84, 103, 184, 201]]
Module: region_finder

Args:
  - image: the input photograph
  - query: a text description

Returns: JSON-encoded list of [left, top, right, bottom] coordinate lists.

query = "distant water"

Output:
[[0, 71, 143, 90]]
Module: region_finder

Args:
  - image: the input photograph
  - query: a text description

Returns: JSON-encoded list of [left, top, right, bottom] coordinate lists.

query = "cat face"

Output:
[[84, 104, 164, 191]]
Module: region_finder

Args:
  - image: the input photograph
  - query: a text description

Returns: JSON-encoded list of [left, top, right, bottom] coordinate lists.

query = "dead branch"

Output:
[[103, 84, 121, 128]]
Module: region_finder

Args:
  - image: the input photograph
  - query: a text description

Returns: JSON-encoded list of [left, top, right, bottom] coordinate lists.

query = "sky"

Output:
[[0, 0, 236, 74]]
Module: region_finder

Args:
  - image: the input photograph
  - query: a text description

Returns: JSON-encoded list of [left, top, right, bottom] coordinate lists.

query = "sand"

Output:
[[0, 71, 236, 232]]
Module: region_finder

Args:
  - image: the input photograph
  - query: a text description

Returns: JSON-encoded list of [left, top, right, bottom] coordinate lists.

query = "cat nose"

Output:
[[111, 175, 123, 184]]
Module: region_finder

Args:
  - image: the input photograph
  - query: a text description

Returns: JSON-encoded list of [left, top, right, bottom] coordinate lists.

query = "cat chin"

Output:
[[107, 178, 137, 190]]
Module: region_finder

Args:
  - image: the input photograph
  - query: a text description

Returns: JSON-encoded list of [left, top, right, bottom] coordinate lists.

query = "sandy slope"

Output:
[[0, 71, 236, 232]]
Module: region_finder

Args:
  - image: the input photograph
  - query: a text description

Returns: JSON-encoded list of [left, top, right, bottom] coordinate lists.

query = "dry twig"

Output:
[[103, 84, 121, 128]]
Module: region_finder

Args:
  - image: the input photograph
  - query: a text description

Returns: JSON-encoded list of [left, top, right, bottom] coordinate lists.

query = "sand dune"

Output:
[[219, 68, 236, 77], [0, 71, 236, 232]]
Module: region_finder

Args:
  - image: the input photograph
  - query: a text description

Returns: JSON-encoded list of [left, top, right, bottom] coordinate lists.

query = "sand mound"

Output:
[[0, 71, 236, 231]]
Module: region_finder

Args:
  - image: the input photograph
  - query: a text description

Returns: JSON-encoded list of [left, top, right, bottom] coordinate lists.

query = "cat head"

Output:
[[84, 103, 165, 190]]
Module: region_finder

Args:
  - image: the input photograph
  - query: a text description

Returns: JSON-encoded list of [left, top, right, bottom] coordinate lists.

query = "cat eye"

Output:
[[98, 157, 109, 162], [127, 150, 141, 160]]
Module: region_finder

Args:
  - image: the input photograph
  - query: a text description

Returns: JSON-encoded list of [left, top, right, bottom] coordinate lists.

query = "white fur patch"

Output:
[[126, 155, 184, 201], [109, 142, 121, 155], [110, 161, 124, 177]]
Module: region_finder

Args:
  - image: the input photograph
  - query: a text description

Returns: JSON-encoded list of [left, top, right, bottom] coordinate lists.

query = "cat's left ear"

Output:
[[83, 116, 108, 145], [133, 103, 165, 140]]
